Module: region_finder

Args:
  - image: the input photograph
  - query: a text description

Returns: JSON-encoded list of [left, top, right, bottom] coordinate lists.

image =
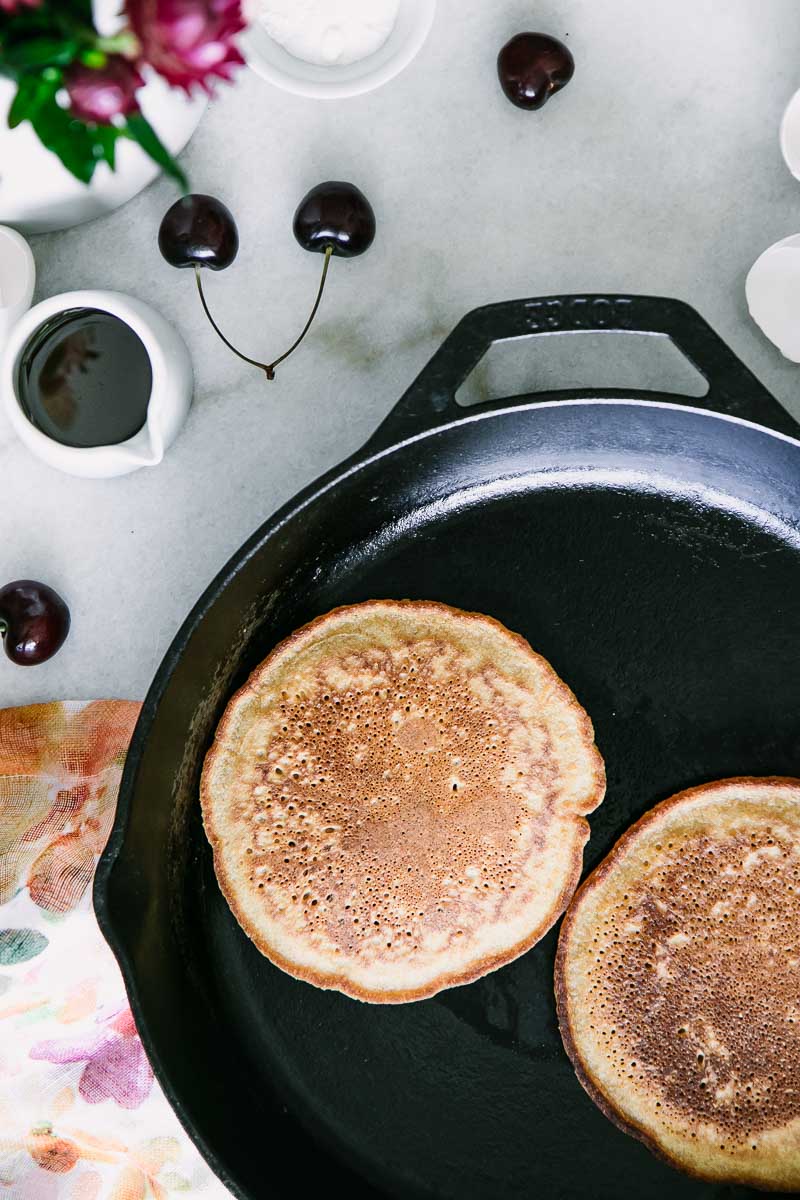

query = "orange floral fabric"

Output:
[[0, 702, 231, 1200]]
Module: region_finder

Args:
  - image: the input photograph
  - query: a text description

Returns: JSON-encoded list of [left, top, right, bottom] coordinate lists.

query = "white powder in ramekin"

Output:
[[248, 0, 401, 67]]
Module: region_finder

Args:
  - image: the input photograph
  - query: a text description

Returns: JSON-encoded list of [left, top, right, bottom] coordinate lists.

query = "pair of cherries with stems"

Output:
[[158, 182, 376, 381]]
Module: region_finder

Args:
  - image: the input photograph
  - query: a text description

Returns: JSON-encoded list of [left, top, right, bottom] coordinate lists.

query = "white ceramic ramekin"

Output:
[[243, 0, 436, 99]]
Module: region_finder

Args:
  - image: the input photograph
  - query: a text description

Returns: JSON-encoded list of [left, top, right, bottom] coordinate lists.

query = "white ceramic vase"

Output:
[[0, 72, 206, 236], [0, 0, 207, 235]]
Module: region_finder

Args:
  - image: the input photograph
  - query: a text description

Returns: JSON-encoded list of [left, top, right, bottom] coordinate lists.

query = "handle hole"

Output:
[[455, 331, 710, 408]]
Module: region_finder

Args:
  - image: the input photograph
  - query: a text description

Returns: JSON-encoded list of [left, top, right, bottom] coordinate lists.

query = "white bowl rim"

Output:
[[0, 225, 35, 312], [779, 86, 800, 181], [243, 0, 437, 99]]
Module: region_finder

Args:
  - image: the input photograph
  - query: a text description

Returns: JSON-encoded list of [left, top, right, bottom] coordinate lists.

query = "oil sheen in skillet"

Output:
[[200, 599, 606, 1003]]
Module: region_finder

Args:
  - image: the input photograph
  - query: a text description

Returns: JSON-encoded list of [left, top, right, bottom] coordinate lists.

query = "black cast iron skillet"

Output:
[[95, 295, 800, 1200]]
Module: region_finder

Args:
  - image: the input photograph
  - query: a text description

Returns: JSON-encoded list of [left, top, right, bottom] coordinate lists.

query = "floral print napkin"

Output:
[[0, 702, 231, 1200]]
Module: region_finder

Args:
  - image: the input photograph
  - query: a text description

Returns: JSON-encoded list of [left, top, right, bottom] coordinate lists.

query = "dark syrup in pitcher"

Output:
[[17, 308, 153, 448]]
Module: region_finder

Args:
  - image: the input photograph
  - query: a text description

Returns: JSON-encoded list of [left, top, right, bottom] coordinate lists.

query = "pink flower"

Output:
[[64, 56, 144, 125], [0, 0, 41, 12], [125, 0, 245, 94], [30, 1008, 153, 1109]]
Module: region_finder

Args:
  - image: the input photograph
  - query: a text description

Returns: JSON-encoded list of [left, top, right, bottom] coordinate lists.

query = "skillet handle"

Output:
[[367, 293, 798, 450]]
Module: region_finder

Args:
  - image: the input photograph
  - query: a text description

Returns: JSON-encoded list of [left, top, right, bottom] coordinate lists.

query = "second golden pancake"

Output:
[[556, 777, 800, 1190]]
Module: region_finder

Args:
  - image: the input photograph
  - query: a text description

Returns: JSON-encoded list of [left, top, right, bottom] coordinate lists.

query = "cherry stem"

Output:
[[194, 266, 274, 379], [193, 245, 334, 382], [267, 245, 333, 373]]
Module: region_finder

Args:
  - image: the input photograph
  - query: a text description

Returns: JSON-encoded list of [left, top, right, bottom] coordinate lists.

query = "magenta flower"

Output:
[[0, 0, 41, 12], [125, 0, 246, 94], [30, 1008, 153, 1109], [64, 56, 144, 124]]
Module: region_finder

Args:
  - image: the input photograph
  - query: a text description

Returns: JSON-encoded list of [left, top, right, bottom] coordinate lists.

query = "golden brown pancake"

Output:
[[201, 599, 605, 1003], [556, 777, 800, 1191]]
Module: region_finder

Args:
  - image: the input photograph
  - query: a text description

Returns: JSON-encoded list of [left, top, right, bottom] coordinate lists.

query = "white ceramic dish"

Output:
[[0, 73, 206, 235], [243, 0, 436, 99], [780, 87, 800, 181], [745, 233, 800, 362], [2, 290, 193, 477], [0, 227, 35, 353]]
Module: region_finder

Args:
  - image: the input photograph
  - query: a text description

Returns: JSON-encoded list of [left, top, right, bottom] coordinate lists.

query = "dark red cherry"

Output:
[[293, 181, 376, 259], [158, 194, 239, 271], [497, 33, 574, 110], [0, 580, 70, 666]]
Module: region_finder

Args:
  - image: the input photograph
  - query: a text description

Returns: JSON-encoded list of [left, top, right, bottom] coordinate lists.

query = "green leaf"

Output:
[[95, 32, 138, 58], [80, 49, 107, 69], [31, 104, 98, 184], [1, 0, 94, 26], [3, 37, 79, 69], [93, 123, 118, 170], [12, 73, 99, 184], [0, 928, 49, 965], [123, 112, 189, 192], [7, 72, 51, 128], [57, 0, 94, 23], [0, 6, 62, 41]]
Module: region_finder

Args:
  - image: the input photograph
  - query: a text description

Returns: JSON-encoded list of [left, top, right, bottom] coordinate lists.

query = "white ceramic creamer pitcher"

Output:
[[1, 290, 192, 478]]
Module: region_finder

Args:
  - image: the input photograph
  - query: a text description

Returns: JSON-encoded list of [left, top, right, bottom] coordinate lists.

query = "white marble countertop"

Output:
[[4, 0, 800, 709]]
